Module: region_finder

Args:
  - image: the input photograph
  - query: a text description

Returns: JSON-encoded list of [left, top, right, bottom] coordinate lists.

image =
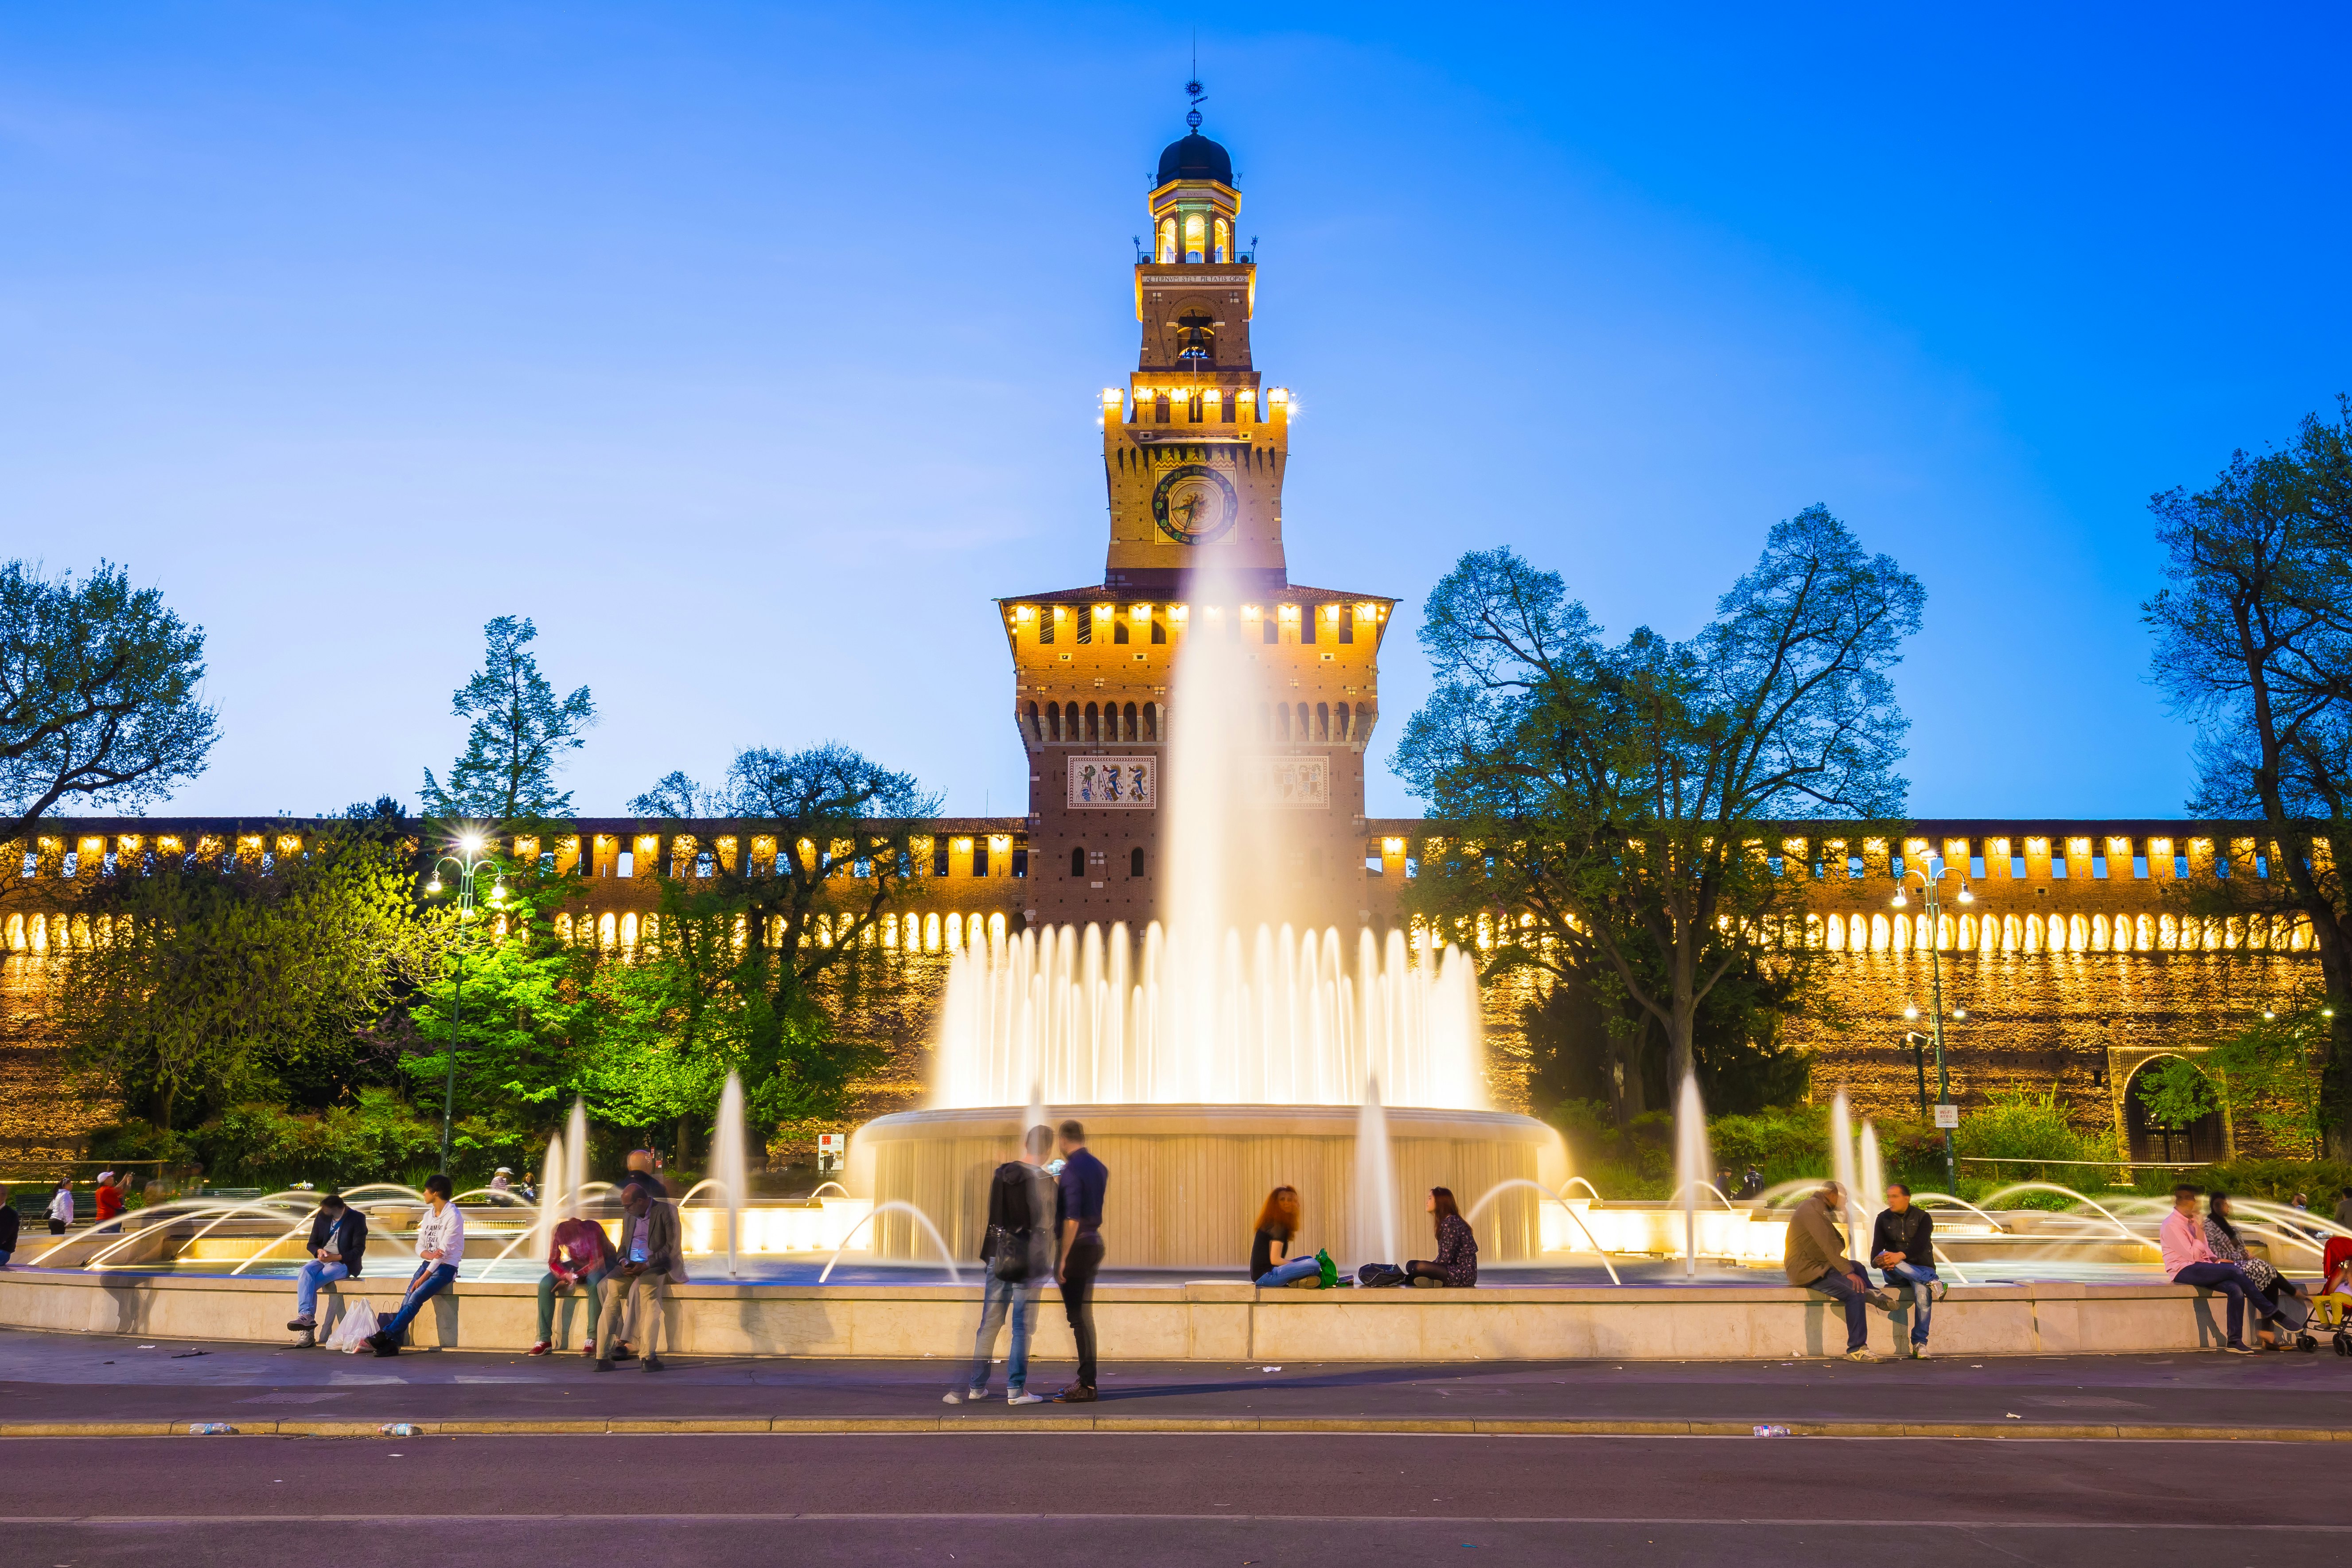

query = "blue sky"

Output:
[[6, 4, 2348, 821]]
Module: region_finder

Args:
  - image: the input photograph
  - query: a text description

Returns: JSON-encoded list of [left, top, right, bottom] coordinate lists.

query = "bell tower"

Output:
[[1102, 86, 1288, 595], [998, 91, 1394, 934]]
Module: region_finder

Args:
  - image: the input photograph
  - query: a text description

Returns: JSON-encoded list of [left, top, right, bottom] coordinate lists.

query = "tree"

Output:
[[0, 560, 217, 848], [627, 742, 941, 989], [1395, 508, 1922, 1106], [55, 829, 434, 1129], [422, 616, 596, 824], [2146, 397, 2352, 1156]]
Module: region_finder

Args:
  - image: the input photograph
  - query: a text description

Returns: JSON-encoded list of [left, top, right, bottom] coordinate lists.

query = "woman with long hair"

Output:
[[1251, 1185, 1320, 1287], [2207, 1191, 2299, 1342], [1404, 1187, 1478, 1287]]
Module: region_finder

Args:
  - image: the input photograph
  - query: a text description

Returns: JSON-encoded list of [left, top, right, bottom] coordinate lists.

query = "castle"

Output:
[[0, 106, 2312, 1171]]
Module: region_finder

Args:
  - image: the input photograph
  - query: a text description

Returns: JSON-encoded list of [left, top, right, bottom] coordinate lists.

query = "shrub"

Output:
[[186, 1089, 499, 1190], [2132, 1158, 2352, 1205]]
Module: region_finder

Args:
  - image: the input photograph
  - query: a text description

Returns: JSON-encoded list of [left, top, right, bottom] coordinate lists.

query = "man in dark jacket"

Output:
[[0, 1183, 19, 1266], [947, 1124, 1057, 1407], [595, 1181, 679, 1372], [1869, 1183, 1945, 1358], [288, 1193, 369, 1346]]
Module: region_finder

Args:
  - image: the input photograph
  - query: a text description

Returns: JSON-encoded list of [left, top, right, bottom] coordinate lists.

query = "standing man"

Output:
[[1869, 1183, 1945, 1358], [0, 1184, 18, 1266], [47, 1177, 73, 1235], [368, 1173, 464, 1356], [1785, 1179, 1894, 1361], [948, 1124, 1057, 1406], [1052, 1119, 1107, 1404], [595, 1179, 678, 1373], [2162, 1183, 2271, 1354], [93, 1173, 126, 1226], [287, 1193, 370, 1346]]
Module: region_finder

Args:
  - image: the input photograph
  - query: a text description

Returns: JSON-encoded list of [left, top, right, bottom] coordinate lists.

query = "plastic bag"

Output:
[[1316, 1249, 1337, 1288], [327, 1299, 379, 1353]]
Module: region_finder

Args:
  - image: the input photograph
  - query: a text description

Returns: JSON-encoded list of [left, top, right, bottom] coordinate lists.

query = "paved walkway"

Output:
[[0, 1325, 2344, 1438]]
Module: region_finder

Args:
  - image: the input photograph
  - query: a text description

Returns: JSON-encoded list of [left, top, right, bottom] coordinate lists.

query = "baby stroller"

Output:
[[2321, 1237, 2352, 1358]]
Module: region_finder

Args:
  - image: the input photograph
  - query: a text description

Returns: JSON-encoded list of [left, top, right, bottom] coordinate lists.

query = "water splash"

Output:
[[713, 1070, 747, 1279], [1857, 1119, 1884, 1267], [817, 1200, 962, 1284], [1674, 1074, 1711, 1277], [564, 1098, 589, 1219], [1353, 1074, 1400, 1271], [1829, 1089, 1861, 1261]]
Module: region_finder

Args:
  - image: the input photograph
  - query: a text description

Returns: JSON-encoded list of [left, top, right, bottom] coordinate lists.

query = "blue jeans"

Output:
[[295, 1260, 348, 1319], [964, 1273, 1038, 1394], [1256, 1256, 1321, 1288], [1807, 1266, 1871, 1353], [1879, 1261, 1939, 1345], [379, 1262, 458, 1342], [2174, 1261, 2274, 1345]]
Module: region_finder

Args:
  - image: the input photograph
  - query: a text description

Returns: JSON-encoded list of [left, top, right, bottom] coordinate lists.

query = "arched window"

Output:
[[1277, 705, 1292, 741], [1085, 702, 1101, 742], [1296, 702, 1311, 739], [1123, 702, 1138, 740], [1355, 702, 1372, 739], [1336, 706, 1352, 741], [1025, 701, 1041, 741], [1316, 702, 1330, 740], [1150, 616, 1166, 643], [1130, 847, 1145, 878], [1157, 218, 1176, 263], [1070, 845, 1086, 877], [1262, 615, 1277, 644], [1113, 615, 1130, 644], [1213, 218, 1230, 261], [1183, 213, 1205, 262]]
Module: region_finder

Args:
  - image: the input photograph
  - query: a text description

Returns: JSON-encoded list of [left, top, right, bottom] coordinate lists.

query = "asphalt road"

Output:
[[9, 1432, 2349, 1567]]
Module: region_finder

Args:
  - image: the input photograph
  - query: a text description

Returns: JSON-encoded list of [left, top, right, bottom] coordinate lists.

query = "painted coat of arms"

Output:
[[1067, 756, 1157, 809]]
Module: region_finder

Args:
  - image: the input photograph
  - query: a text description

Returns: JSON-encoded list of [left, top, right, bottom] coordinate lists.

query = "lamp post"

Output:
[[426, 830, 505, 1173], [1892, 859, 1972, 1192]]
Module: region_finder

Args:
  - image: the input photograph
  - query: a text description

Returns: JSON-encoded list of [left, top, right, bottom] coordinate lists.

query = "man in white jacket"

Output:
[[368, 1173, 464, 1355]]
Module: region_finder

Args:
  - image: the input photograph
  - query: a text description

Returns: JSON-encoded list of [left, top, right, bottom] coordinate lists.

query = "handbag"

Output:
[[1316, 1249, 1338, 1288], [987, 1225, 1031, 1282], [327, 1299, 379, 1353]]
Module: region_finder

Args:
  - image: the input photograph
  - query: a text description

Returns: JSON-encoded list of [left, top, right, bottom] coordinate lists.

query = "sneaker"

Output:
[[1007, 1391, 1047, 1405], [942, 1387, 986, 1405], [1844, 1349, 1875, 1362], [594, 1357, 614, 1372], [292, 1329, 316, 1350], [1932, 1280, 1950, 1302], [286, 1316, 316, 1332], [1910, 1344, 1931, 1359], [1055, 1384, 1099, 1403], [641, 1355, 664, 1373], [2223, 1341, 2259, 1355], [527, 1342, 552, 1357], [579, 1343, 598, 1357], [369, 1334, 400, 1358], [1865, 1289, 1899, 1311]]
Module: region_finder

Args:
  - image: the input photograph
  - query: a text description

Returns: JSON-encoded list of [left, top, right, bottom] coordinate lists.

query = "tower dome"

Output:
[[1156, 131, 1234, 188]]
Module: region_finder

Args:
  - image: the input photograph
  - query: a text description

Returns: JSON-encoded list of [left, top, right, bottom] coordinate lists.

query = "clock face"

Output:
[[1151, 463, 1239, 545]]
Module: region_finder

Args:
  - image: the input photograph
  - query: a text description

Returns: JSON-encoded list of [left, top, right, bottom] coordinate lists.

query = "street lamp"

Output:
[[1892, 859, 1972, 1190], [426, 829, 504, 1172]]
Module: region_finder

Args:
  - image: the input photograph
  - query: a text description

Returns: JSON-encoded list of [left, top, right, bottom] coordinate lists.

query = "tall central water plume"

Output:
[[931, 553, 1487, 1111]]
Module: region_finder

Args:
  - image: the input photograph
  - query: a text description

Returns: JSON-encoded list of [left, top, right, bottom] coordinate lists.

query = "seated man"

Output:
[[594, 1180, 678, 1373], [2161, 1183, 2272, 1354], [532, 1211, 616, 1356], [287, 1193, 370, 1347], [368, 1173, 464, 1356], [1785, 1179, 1894, 1362], [1869, 1183, 1945, 1359]]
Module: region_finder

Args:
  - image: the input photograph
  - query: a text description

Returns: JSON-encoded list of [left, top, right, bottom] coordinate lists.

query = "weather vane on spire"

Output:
[[1185, 38, 1204, 133]]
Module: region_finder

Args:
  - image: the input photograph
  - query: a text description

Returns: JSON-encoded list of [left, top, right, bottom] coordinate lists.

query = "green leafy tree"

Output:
[[0, 560, 217, 847], [55, 829, 433, 1129], [2145, 398, 2352, 1155], [2136, 1002, 2330, 1159], [1395, 509, 1922, 1111], [422, 616, 596, 824]]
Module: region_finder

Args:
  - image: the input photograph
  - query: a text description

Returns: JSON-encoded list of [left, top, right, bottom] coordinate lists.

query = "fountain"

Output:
[[1673, 1074, 1710, 1277], [850, 557, 1561, 1269], [713, 1070, 747, 1278], [1353, 1074, 1400, 1273], [564, 1097, 588, 1217], [1829, 1089, 1862, 1260], [1857, 1118, 1885, 1266]]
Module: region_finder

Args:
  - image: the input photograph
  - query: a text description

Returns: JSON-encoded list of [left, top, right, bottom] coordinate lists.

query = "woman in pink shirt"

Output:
[[2162, 1184, 2274, 1353]]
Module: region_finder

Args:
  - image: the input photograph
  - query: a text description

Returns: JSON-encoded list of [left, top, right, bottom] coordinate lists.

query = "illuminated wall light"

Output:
[[1242, 605, 1262, 619], [1093, 604, 1114, 621], [1016, 605, 1034, 621], [1277, 604, 1301, 621], [1054, 607, 1069, 621], [1322, 604, 1341, 621], [1130, 603, 1153, 621], [1169, 604, 1189, 623]]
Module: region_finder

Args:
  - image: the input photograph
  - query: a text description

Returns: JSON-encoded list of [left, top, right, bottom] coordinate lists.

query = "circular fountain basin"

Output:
[[849, 1103, 1563, 1270]]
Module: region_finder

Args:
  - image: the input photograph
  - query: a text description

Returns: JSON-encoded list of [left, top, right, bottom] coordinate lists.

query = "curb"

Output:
[[3, 1417, 2347, 1442]]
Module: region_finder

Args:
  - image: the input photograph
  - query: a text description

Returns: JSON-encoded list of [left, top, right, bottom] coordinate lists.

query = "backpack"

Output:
[[1316, 1249, 1338, 1288], [1356, 1263, 1408, 1288]]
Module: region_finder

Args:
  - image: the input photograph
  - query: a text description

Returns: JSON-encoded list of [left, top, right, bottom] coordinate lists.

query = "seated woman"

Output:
[[1404, 1187, 1478, 1287], [2207, 1192, 2298, 1343], [1251, 1186, 1320, 1287]]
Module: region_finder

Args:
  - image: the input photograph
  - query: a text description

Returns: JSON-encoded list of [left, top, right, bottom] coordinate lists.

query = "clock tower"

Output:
[[998, 95, 1395, 933]]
